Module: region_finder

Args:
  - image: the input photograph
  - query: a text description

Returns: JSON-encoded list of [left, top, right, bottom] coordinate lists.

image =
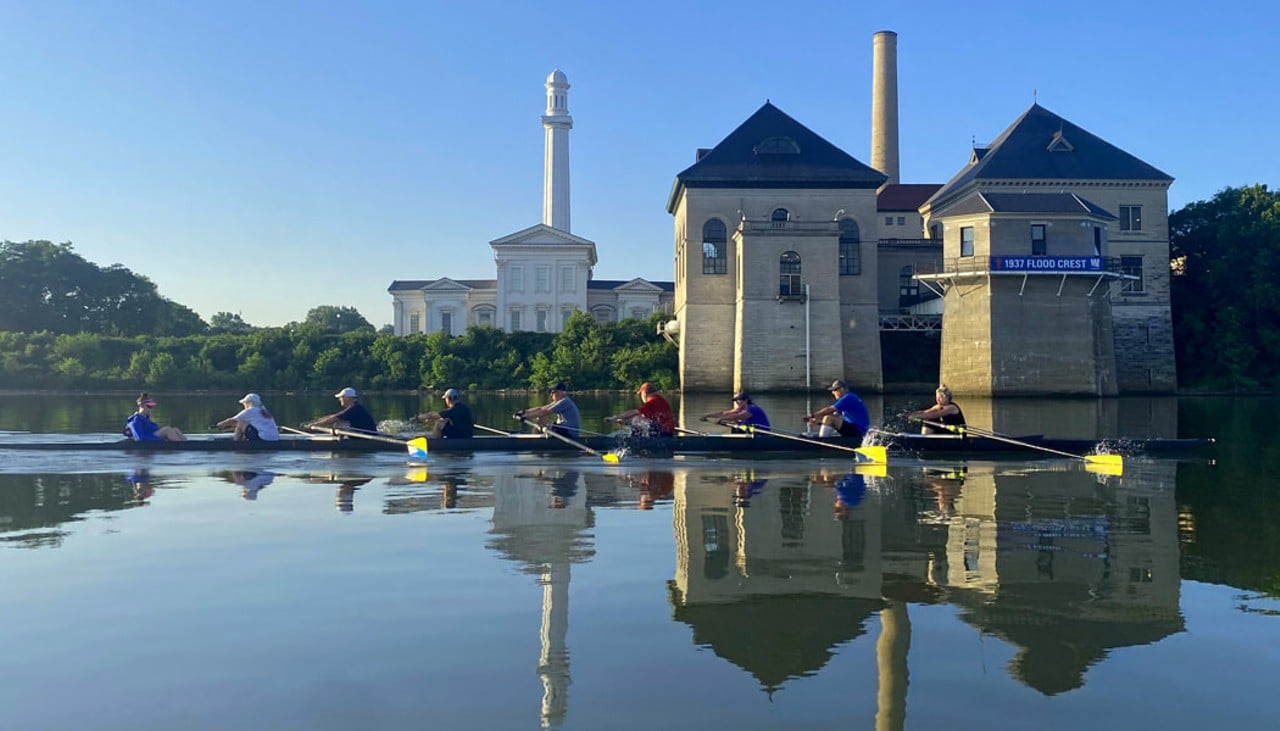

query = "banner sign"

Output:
[[989, 256, 1104, 272]]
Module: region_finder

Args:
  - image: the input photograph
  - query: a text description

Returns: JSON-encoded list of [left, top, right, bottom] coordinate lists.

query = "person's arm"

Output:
[[215, 416, 237, 429], [805, 405, 836, 422], [517, 404, 549, 420], [416, 411, 441, 422], [606, 408, 640, 424], [909, 403, 957, 421], [305, 412, 340, 429]]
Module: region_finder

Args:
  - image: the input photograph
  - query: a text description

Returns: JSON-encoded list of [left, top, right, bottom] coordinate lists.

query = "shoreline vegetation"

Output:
[[5, 184, 1280, 394]]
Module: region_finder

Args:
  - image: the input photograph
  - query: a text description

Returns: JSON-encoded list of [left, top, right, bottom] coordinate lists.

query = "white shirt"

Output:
[[233, 404, 280, 441]]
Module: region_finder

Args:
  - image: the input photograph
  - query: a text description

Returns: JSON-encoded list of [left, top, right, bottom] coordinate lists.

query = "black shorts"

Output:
[[837, 421, 864, 440], [234, 425, 262, 442], [550, 425, 580, 439]]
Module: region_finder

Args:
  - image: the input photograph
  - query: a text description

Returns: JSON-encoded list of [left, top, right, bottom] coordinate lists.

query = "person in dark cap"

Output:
[[517, 382, 581, 437], [700, 392, 770, 433], [605, 382, 675, 436], [416, 388, 474, 438], [804, 380, 870, 440]]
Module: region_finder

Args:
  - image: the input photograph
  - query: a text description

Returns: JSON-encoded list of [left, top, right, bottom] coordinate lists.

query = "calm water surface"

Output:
[[0, 394, 1277, 729]]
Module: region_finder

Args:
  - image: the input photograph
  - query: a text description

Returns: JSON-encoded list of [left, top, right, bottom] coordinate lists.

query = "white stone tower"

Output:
[[870, 31, 900, 185], [542, 69, 573, 232]]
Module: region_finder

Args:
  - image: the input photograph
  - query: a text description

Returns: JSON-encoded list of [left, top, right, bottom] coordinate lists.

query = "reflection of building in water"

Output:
[[486, 469, 594, 728], [669, 470, 884, 693], [923, 464, 1183, 694]]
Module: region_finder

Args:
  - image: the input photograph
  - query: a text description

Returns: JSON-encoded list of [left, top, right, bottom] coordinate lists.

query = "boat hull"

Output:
[[0, 432, 1215, 457]]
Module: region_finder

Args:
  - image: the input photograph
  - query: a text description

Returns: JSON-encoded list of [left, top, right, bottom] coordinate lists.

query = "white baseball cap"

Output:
[[239, 393, 262, 405], [334, 387, 358, 398]]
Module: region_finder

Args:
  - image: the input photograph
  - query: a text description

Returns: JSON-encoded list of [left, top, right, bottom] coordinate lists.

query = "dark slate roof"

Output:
[[387, 279, 496, 292], [589, 279, 675, 292], [878, 183, 943, 211], [928, 104, 1173, 209], [667, 102, 887, 212], [943, 192, 1118, 219]]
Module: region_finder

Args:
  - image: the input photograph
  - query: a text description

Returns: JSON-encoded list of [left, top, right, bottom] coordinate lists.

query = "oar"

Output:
[[281, 425, 325, 438], [305, 425, 429, 460], [474, 424, 513, 436], [742, 424, 887, 464], [675, 425, 710, 436], [917, 419, 1123, 470], [516, 416, 620, 464]]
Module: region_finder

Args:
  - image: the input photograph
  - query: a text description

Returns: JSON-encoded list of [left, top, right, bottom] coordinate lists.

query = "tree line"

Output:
[[5, 183, 1279, 392]]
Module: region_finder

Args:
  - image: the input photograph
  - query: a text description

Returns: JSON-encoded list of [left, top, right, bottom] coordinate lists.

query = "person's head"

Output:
[[829, 380, 848, 396], [549, 382, 568, 401], [239, 392, 262, 407], [732, 391, 752, 405], [334, 387, 358, 404], [935, 384, 952, 405], [638, 383, 658, 400], [443, 388, 461, 404], [136, 393, 157, 411]]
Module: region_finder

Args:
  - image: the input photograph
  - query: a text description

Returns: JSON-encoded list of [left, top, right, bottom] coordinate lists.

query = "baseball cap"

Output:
[[443, 388, 461, 400], [550, 382, 568, 392], [239, 393, 262, 405], [732, 392, 750, 402], [137, 396, 157, 407], [638, 382, 657, 394], [829, 380, 848, 391], [334, 387, 358, 398]]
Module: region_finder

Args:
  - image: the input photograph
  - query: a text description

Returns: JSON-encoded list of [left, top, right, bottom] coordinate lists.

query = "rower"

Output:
[[907, 384, 966, 435], [804, 380, 870, 440], [517, 382, 582, 438], [305, 387, 377, 433], [605, 383, 675, 437], [416, 388, 474, 438], [700, 392, 770, 433], [124, 393, 186, 442]]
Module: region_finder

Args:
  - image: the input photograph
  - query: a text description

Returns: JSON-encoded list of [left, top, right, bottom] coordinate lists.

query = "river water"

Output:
[[0, 393, 1276, 729]]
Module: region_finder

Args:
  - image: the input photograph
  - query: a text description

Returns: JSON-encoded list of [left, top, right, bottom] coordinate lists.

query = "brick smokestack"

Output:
[[871, 30, 899, 185]]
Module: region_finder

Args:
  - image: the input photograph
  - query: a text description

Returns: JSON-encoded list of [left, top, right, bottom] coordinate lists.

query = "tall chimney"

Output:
[[870, 30, 900, 185]]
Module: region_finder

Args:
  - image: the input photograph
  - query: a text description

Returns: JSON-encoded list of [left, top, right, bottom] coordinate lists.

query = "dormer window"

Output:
[[1047, 130, 1074, 152], [754, 136, 800, 155]]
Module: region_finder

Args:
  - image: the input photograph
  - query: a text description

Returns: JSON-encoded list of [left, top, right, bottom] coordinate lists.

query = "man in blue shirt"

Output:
[[805, 380, 870, 440]]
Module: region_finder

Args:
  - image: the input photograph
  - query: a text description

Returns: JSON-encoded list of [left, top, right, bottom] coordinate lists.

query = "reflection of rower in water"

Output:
[[217, 470, 277, 500], [636, 470, 675, 510], [125, 469, 155, 503], [920, 467, 965, 520], [335, 477, 373, 513], [546, 470, 581, 510], [732, 471, 769, 508]]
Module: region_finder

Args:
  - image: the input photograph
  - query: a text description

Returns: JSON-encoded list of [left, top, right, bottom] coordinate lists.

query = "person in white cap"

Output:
[[416, 388, 474, 438], [216, 392, 280, 442], [305, 387, 377, 433]]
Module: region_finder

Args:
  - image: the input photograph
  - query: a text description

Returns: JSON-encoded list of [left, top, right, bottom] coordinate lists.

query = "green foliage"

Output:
[[209, 312, 255, 334], [1171, 184, 1280, 390], [301, 305, 374, 334], [0, 240, 207, 336]]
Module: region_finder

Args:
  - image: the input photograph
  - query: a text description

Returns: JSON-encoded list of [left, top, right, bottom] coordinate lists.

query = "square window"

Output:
[[1120, 206, 1142, 232]]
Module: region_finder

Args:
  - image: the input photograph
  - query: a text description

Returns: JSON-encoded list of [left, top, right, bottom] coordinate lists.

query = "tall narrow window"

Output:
[[771, 208, 790, 229], [838, 219, 861, 275], [440, 311, 452, 336], [701, 219, 727, 275], [408, 313, 420, 334], [960, 226, 974, 257], [1093, 226, 1103, 256], [1119, 206, 1142, 232], [1031, 224, 1047, 255], [560, 266, 574, 292], [561, 309, 573, 328], [1121, 256, 1145, 293], [510, 309, 522, 331], [779, 251, 802, 297], [535, 266, 550, 293], [536, 309, 548, 332], [510, 266, 524, 291]]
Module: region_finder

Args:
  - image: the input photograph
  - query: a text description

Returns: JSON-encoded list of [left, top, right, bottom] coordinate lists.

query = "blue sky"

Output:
[[3, 1, 1276, 327]]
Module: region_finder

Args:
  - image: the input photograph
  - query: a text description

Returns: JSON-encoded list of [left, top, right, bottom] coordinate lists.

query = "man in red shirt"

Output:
[[606, 383, 676, 436]]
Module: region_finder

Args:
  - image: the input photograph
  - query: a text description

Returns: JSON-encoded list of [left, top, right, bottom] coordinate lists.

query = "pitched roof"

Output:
[[928, 104, 1173, 208], [940, 192, 1118, 219], [589, 278, 675, 292], [387, 279, 495, 292], [878, 183, 943, 211], [667, 102, 887, 212]]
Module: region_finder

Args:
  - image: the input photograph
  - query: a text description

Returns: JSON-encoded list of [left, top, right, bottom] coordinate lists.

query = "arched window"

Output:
[[779, 251, 802, 297], [839, 219, 861, 276], [771, 208, 790, 229], [701, 218, 727, 275]]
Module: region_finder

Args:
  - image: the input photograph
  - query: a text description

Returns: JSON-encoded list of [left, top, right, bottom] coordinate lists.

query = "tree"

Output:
[[209, 312, 255, 334], [1170, 184, 1280, 389], [301, 305, 375, 334]]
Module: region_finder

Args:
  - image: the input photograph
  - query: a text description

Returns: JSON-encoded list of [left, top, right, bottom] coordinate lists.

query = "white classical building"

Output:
[[389, 70, 673, 336]]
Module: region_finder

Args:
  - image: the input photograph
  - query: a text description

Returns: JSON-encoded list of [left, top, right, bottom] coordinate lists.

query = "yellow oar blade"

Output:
[[854, 462, 887, 478], [602, 452, 621, 464], [1085, 453, 1123, 466], [1085, 461, 1124, 476], [853, 446, 887, 464], [407, 437, 429, 460]]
